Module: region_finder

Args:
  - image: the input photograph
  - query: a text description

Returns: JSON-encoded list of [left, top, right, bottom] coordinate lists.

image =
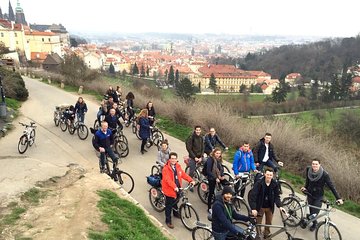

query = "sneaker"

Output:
[[309, 224, 317, 232], [113, 173, 118, 181], [208, 209, 212, 215], [100, 166, 105, 173]]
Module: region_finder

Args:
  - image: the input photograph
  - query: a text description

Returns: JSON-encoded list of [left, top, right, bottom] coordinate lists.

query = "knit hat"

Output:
[[221, 186, 234, 195]]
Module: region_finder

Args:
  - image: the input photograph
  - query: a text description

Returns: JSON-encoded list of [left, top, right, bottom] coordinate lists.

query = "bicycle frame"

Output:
[[299, 200, 334, 227]]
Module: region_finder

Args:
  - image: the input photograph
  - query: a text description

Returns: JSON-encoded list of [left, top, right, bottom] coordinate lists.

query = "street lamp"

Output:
[[0, 74, 6, 117]]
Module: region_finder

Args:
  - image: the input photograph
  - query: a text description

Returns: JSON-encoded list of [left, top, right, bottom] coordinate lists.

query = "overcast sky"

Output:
[[2, 0, 359, 37]]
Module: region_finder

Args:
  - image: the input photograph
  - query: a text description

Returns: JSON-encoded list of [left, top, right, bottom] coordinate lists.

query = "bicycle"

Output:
[[150, 161, 163, 176], [192, 210, 303, 240], [196, 173, 250, 216], [145, 125, 164, 150], [148, 184, 199, 231], [18, 122, 37, 154], [282, 191, 342, 240], [99, 153, 135, 194], [111, 126, 129, 158], [68, 118, 89, 140]]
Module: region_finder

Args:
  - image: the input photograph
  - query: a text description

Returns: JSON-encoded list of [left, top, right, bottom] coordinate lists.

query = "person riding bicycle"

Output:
[[232, 141, 258, 198], [96, 97, 114, 125], [204, 127, 228, 156], [93, 121, 120, 179], [300, 159, 343, 231], [105, 108, 123, 131], [211, 185, 250, 240], [185, 125, 204, 179], [161, 152, 195, 229], [157, 139, 171, 172], [146, 101, 156, 126], [255, 133, 283, 173], [125, 92, 135, 123]]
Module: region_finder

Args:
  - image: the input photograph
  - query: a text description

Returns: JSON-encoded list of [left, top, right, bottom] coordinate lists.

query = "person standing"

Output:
[[301, 159, 343, 231], [185, 125, 204, 178], [74, 97, 88, 123], [255, 133, 283, 173], [248, 169, 285, 239], [161, 152, 195, 229], [232, 141, 257, 197], [204, 127, 228, 155], [211, 186, 250, 240], [206, 148, 228, 213], [138, 108, 150, 154]]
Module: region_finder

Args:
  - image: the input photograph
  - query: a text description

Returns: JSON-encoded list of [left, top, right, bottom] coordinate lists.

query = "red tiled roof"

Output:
[[0, 19, 11, 29], [26, 31, 56, 36], [31, 52, 48, 61], [286, 73, 301, 79], [352, 76, 360, 83]]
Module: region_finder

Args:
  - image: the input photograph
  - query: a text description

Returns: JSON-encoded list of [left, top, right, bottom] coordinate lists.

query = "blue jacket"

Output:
[[233, 147, 256, 175], [139, 117, 150, 139], [93, 129, 114, 149], [212, 195, 249, 234]]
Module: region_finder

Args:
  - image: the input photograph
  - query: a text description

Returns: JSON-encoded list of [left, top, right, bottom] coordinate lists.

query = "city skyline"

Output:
[[1, 0, 359, 37]]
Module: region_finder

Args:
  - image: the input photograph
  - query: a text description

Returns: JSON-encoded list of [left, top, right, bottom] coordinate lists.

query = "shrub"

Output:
[[2, 68, 29, 101]]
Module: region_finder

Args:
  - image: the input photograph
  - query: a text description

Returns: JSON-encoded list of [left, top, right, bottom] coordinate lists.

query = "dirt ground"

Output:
[[0, 164, 115, 240]]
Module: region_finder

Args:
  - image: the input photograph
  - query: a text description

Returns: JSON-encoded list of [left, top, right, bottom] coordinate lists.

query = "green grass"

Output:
[[1, 207, 26, 225], [89, 190, 170, 240], [195, 93, 266, 103], [279, 107, 360, 134], [20, 188, 47, 205], [5, 98, 22, 110], [157, 116, 192, 141]]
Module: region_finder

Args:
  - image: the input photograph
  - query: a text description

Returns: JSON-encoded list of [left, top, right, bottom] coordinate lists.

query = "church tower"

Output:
[[8, 0, 15, 21], [15, 0, 27, 25]]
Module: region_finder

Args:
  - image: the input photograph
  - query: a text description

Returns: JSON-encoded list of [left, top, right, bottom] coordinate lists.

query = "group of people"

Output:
[[159, 126, 344, 240]]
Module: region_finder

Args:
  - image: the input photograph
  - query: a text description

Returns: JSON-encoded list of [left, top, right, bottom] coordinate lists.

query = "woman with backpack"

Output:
[[206, 147, 228, 214]]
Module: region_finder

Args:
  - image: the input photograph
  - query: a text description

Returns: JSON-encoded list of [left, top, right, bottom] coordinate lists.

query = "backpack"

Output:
[[146, 174, 161, 187], [202, 157, 213, 177]]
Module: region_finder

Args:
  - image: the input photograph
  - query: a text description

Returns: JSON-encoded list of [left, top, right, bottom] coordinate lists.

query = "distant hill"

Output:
[[214, 35, 360, 81]]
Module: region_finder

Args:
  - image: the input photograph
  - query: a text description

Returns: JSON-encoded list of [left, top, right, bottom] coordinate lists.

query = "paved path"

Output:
[[0, 77, 359, 240]]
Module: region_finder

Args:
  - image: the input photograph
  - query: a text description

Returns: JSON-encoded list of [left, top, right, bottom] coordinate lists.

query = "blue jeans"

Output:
[[99, 147, 119, 168], [77, 113, 85, 123], [212, 224, 244, 240], [259, 160, 278, 173]]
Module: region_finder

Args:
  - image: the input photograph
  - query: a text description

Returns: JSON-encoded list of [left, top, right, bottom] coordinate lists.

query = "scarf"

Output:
[[211, 157, 221, 178], [308, 166, 324, 182]]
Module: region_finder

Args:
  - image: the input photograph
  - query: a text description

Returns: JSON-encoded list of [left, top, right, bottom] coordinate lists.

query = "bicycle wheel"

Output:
[[281, 196, 303, 227], [197, 181, 210, 204], [315, 221, 342, 240], [180, 204, 200, 231], [54, 112, 60, 126], [93, 119, 100, 129], [59, 119, 67, 132], [29, 129, 36, 146], [222, 164, 231, 174], [18, 135, 29, 154], [152, 130, 164, 147], [279, 180, 295, 197], [135, 129, 141, 140], [77, 124, 89, 140], [192, 226, 213, 240], [114, 140, 129, 158], [68, 122, 76, 135], [131, 122, 137, 134], [222, 172, 234, 183], [118, 134, 128, 145], [151, 165, 160, 175], [148, 187, 165, 212], [232, 196, 251, 216], [117, 170, 135, 194]]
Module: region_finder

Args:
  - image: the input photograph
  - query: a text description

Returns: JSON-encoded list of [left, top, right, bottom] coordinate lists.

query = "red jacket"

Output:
[[161, 160, 193, 198]]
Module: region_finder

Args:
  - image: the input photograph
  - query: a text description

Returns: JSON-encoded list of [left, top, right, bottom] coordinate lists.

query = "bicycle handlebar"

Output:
[[19, 122, 36, 128], [301, 189, 342, 206]]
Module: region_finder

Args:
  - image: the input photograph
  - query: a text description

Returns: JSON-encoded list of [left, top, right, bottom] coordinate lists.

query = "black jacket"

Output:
[[212, 195, 249, 234], [248, 178, 282, 213], [255, 138, 277, 164], [304, 166, 341, 200], [206, 157, 224, 181], [204, 133, 226, 155], [186, 133, 204, 159]]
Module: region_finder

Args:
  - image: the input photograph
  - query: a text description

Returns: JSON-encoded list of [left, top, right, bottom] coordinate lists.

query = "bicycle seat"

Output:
[[30, 121, 36, 125], [90, 127, 96, 134]]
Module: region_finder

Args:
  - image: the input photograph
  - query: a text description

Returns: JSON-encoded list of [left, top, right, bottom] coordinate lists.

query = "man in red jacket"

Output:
[[161, 152, 195, 229]]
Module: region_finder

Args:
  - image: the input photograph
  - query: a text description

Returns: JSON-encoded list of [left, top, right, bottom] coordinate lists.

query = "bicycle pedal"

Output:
[[300, 220, 307, 229]]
